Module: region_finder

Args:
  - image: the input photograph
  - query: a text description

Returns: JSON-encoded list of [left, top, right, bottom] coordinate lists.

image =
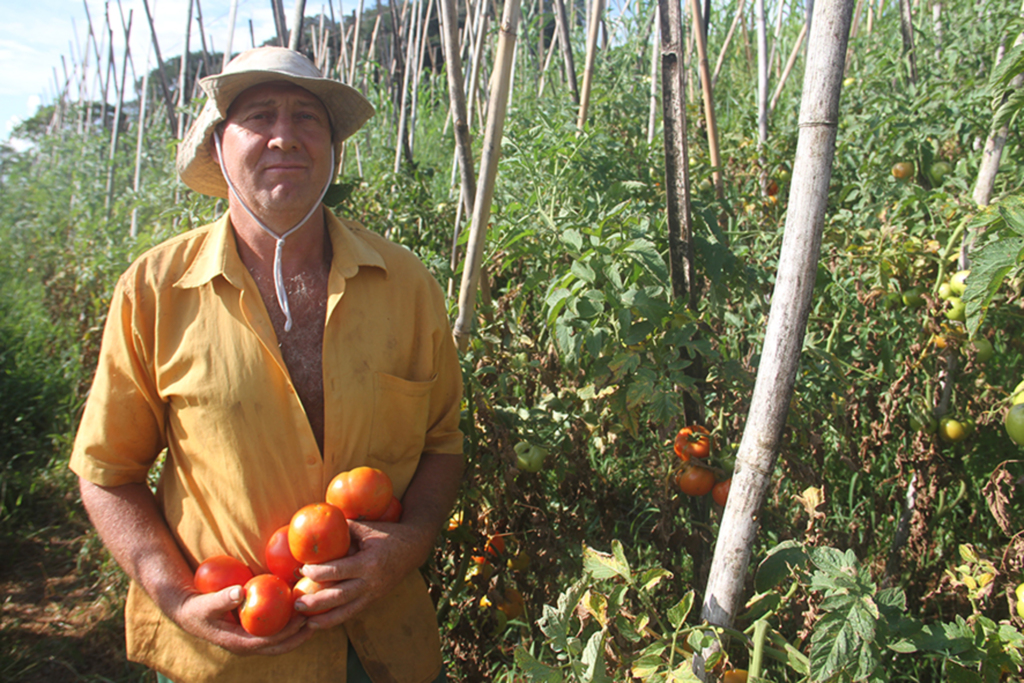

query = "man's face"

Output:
[[216, 81, 333, 222]]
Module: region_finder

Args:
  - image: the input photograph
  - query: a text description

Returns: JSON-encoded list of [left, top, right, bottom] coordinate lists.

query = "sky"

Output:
[[0, 0, 356, 145]]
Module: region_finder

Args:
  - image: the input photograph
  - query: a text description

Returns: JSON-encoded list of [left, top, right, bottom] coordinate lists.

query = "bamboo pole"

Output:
[[394, 0, 420, 172], [647, 14, 659, 145], [410, 0, 436, 152], [272, 0, 289, 47], [552, 0, 579, 104], [349, 0, 364, 83], [657, 0, 696, 308], [756, 0, 768, 152], [176, 0, 194, 140], [106, 9, 133, 214], [223, 0, 240, 68], [689, 0, 723, 197], [576, 0, 604, 130], [537, 20, 559, 98], [698, 0, 855, 670], [452, 0, 522, 352], [711, 0, 746, 88], [141, 0, 180, 134], [768, 21, 807, 113], [440, 0, 477, 218], [131, 54, 151, 238], [898, 0, 917, 83], [289, 0, 308, 50]]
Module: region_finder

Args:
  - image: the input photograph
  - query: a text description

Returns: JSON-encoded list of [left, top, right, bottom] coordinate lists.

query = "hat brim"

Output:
[[177, 68, 374, 199]]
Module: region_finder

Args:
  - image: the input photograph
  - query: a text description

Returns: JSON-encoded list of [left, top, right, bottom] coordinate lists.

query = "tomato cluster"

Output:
[[671, 424, 732, 507], [192, 466, 401, 637]]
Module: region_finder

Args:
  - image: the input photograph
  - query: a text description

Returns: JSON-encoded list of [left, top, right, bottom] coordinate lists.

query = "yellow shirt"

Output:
[[70, 209, 463, 683]]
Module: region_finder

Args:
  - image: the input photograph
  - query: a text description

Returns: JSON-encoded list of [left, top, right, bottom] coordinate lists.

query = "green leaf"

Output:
[[945, 661, 984, 683], [514, 646, 565, 683], [887, 639, 918, 653], [631, 653, 666, 679], [583, 543, 631, 581], [581, 630, 613, 683], [561, 229, 583, 252], [571, 260, 597, 284], [755, 541, 810, 593], [638, 568, 673, 593], [963, 235, 1022, 336], [667, 591, 695, 629]]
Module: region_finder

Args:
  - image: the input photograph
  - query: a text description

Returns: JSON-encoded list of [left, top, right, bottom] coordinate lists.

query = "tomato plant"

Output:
[[239, 574, 294, 637], [194, 555, 253, 594], [674, 425, 713, 461], [326, 466, 393, 521], [291, 576, 335, 615], [288, 502, 351, 564], [675, 464, 715, 496], [265, 525, 303, 585]]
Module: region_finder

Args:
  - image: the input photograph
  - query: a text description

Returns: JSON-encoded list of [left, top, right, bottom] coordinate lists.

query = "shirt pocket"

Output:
[[368, 372, 436, 463]]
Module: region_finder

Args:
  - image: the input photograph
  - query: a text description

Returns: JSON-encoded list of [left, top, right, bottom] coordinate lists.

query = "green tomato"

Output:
[[1005, 404, 1024, 447], [1012, 379, 1024, 405], [902, 286, 926, 308], [970, 337, 994, 363], [928, 161, 952, 185], [514, 442, 548, 473], [946, 297, 966, 322], [939, 417, 968, 443], [950, 270, 970, 296], [938, 282, 954, 300]]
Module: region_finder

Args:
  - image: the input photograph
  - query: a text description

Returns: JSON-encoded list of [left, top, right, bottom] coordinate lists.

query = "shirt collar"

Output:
[[174, 208, 387, 291]]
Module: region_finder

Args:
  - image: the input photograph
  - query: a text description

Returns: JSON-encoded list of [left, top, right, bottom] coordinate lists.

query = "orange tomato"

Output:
[[194, 555, 253, 594], [712, 478, 732, 507], [292, 576, 336, 615], [674, 425, 713, 460], [675, 464, 716, 496], [722, 670, 748, 683], [326, 466, 394, 521], [239, 573, 294, 637], [288, 503, 351, 564], [378, 496, 403, 522], [265, 525, 303, 586]]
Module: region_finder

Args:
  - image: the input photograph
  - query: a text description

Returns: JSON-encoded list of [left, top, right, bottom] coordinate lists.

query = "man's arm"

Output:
[[296, 452, 465, 625], [78, 478, 312, 654]]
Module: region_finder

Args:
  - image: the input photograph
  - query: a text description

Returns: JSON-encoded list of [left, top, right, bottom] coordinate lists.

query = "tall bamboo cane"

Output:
[[289, 0, 308, 50], [105, 10, 133, 214], [272, 0, 289, 47], [440, 0, 477, 218], [711, 0, 747, 88], [131, 53, 152, 238], [176, 0, 194, 140], [141, 0, 179, 134], [223, 0, 240, 68], [647, 14, 659, 145], [768, 21, 807, 113], [552, 0, 579, 104], [689, 0, 723, 197], [452, 0, 522, 352], [698, 1, 855, 675], [576, 0, 604, 130], [394, 0, 420, 172]]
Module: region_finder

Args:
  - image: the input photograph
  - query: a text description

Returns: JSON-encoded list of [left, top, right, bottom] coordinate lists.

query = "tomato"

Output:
[[378, 496, 403, 523], [239, 573, 294, 637], [901, 286, 925, 308], [891, 161, 914, 180], [1005, 404, 1024, 446], [484, 534, 506, 558], [950, 270, 969, 296], [674, 425, 713, 460], [265, 525, 303, 585], [194, 555, 253, 594], [722, 670, 749, 683], [712, 478, 732, 507], [928, 161, 952, 185], [326, 466, 393, 521], [498, 588, 525, 619], [675, 464, 715, 496], [938, 282, 954, 300], [946, 297, 966, 322], [291, 576, 335, 615], [971, 337, 994, 363], [288, 503, 351, 564], [514, 442, 548, 472], [939, 417, 968, 443]]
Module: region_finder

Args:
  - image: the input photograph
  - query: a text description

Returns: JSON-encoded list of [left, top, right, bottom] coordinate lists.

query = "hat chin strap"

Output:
[[213, 131, 335, 333]]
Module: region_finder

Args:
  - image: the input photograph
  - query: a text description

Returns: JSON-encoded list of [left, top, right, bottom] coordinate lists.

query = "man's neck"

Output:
[[229, 201, 330, 279]]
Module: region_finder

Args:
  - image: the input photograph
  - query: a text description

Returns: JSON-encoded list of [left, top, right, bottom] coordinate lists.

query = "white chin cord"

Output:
[[213, 131, 335, 332]]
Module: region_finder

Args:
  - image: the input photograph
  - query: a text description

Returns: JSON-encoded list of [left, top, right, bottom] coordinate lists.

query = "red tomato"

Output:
[[292, 576, 336, 615], [674, 425, 713, 460], [378, 496, 403, 523], [288, 503, 351, 565], [326, 466, 394, 520], [265, 525, 303, 585], [239, 574, 294, 637], [194, 555, 253, 594], [484, 534, 506, 558], [712, 478, 732, 507], [675, 464, 716, 496]]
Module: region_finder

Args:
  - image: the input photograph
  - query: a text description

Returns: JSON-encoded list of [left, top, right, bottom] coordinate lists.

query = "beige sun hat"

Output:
[[176, 46, 375, 198]]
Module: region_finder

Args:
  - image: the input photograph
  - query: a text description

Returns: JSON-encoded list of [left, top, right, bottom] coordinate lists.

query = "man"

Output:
[[70, 47, 464, 683]]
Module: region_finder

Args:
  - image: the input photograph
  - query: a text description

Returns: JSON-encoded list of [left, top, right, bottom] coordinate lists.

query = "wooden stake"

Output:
[[768, 21, 807, 113], [576, 0, 604, 130], [711, 0, 747, 88], [453, 0, 521, 352], [131, 53, 151, 238], [223, 0, 240, 68], [689, 0, 723, 197], [552, 0, 579, 104], [176, 0, 194, 140], [106, 9, 133, 213], [141, 0, 180, 134], [289, 0, 308, 50]]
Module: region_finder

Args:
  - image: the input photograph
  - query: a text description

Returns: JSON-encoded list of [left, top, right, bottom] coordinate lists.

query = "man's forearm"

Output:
[[395, 452, 465, 565], [78, 478, 197, 616]]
